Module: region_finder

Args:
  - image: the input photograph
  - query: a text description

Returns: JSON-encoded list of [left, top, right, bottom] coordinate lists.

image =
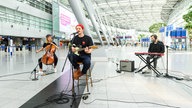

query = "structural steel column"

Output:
[[68, 0, 93, 42], [94, 8, 111, 46], [81, 0, 105, 45], [104, 15, 114, 45]]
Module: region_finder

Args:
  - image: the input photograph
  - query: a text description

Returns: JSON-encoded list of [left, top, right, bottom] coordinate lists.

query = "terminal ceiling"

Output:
[[92, 0, 181, 31]]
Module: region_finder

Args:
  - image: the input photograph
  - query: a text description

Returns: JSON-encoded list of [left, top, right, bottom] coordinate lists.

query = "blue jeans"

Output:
[[68, 53, 91, 74]]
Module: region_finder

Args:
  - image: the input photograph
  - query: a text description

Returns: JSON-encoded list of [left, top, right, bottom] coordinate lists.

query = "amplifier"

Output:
[[120, 60, 134, 72]]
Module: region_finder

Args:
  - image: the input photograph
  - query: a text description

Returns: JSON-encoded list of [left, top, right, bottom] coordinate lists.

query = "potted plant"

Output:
[[183, 5, 192, 47]]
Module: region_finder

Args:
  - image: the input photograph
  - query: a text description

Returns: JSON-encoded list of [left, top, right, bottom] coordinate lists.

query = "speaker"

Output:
[[120, 60, 134, 72]]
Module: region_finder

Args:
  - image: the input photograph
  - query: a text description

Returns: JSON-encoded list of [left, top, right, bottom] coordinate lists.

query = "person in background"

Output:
[[2, 38, 8, 52]]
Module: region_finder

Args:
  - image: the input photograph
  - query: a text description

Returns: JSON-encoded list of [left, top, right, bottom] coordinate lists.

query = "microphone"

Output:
[[71, 32, 78, 35]]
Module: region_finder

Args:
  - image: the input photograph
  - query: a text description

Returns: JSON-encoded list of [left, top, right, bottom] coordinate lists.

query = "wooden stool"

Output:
[[77, 62, 93, 92]]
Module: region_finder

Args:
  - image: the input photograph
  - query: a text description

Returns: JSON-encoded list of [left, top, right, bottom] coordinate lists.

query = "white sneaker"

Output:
[[54, 68, 57, 73], [38, 70, 44, 76]]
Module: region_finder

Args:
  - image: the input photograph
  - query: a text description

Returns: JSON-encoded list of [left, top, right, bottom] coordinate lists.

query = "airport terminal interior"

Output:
[[1, 0, 192, 108]]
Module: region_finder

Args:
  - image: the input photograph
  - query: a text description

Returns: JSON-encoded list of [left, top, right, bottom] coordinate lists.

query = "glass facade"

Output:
[[17, 0, 52, 14], [59, 0, 70, 8], [0, 6, 52, 31]]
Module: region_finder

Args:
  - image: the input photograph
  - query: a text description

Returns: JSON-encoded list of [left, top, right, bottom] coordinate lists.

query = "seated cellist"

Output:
[[36, 34, 59, 75]]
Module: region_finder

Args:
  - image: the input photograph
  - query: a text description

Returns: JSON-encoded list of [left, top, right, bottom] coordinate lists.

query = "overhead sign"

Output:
[[59, 6, 78, 33]]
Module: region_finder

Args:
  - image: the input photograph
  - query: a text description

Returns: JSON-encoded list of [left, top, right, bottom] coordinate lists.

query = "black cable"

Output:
[[45, 57, 83, 105], [158, 69, 192, 81], [0, 79, 32, 81], [80, 74, 180, 108], [45, 64, 96, 105], [46, 92, 89, 105], [77, 79, 103, 86], [46, 93, 71, 103], [158, 69, 191, 76], [56, 62, 96, 95], [83, 99, 180, 108], [47, 58, 73, 101], [85, 67, 192, 92], [74, 70, 188, 108], [170, 79, 192, 89], [74, 73, 125, 87], [90, 72, 125, 84], [0, 71, 30, 78], [45, 67, 72, 104], [33, 101, 53, 108], [43, 63, 123, 106], [158, 57, 192, 80]]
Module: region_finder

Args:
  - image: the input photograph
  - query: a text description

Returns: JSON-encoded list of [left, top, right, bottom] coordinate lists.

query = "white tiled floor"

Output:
[[0, 46, 192, 108], [79, 46, 192, 108], [0, 48, 69, 108], [0, 47, 107, 108]]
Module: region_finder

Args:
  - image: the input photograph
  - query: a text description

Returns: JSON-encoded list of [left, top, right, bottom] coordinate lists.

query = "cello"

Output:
[[41, 43, 56, 65]]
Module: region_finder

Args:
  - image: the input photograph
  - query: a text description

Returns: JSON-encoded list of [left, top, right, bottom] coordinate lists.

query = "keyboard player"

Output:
[[143, 34, 165, 73]]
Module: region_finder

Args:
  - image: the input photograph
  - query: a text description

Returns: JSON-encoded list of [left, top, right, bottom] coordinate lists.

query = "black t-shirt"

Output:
[[43, 42, 57, 54], [148, 41, 165, 53], [71, 35, 93, 56]]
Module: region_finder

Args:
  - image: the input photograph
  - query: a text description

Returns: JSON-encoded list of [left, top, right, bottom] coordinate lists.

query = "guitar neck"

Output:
[[76, 47, 91, 51], [74, 45, 98, 56]]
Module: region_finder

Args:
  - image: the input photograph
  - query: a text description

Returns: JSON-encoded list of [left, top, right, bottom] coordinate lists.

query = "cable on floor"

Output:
[[45, 61, 92, 105], [91, 72, 125, 84], [0, 71, 30, 78], [170, 79, 192, 89], [157, 69, 192, 81], [45, 66, 73, 104], [83, 99, 180, 108], [0, 79, 32, 81]]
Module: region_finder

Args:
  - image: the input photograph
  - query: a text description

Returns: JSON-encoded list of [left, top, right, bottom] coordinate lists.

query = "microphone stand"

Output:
[[61, 32, 77, 72], [46, 33, 90, 107], [164, 46, 183, 80], [164, 46, 172, 78], [30, 62, 39, 81], [61, 45, 70, 73], [69, 33, 90, 107], [116, 63, 121, 73]]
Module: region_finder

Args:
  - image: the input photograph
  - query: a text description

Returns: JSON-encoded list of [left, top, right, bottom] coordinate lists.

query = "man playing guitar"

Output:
[[68, 24, 93, 80]]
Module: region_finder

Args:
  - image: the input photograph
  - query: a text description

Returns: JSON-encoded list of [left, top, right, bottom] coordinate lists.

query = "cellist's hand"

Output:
[[50, 42, 59, 49], [36, 50, 39, 53], [36, 47, 43, 53]]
